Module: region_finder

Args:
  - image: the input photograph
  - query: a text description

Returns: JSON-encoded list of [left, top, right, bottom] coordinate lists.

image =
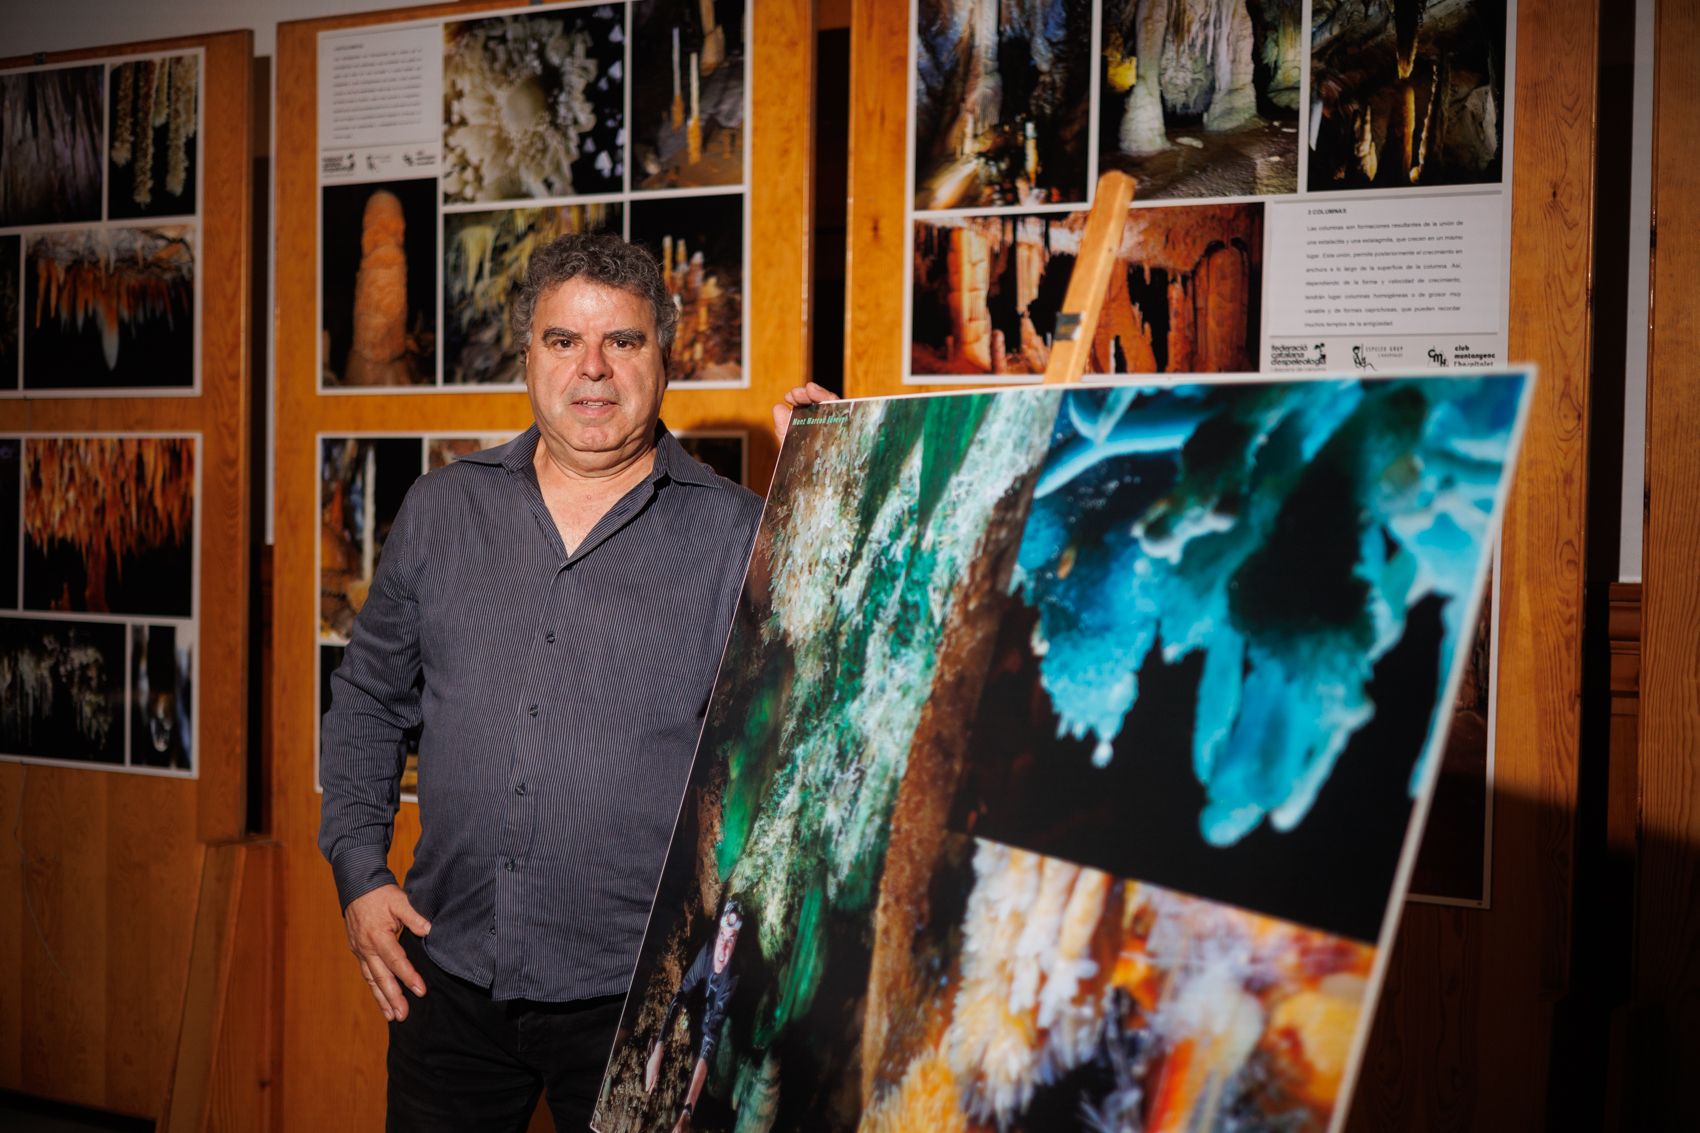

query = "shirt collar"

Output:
[[458, 422, 722, 489]]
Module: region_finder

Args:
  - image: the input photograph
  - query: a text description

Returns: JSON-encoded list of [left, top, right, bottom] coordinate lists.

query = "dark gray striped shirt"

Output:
[[319, 425, 762, 1002]]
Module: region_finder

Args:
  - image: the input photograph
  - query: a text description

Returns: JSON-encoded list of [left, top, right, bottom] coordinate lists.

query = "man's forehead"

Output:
[[535, 277, 654, 327]]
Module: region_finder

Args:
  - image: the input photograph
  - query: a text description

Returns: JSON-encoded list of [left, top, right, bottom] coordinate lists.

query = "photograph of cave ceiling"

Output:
[[912, 201, 1262, 378], [913, 0, 1094, 211], [1309, 0, 1507, 191], [1100, 0, 1303, 200], [594, 373, 1528, 1132], [321, 179, 438, 388], [443, 202, 623, 385], [633, 0, 746, 190], [22, 225, 196, 391], [0, 64, 104, 229]]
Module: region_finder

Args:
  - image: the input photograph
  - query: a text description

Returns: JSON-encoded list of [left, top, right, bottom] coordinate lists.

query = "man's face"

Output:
[[524, 277, 667, 467], [712, 920, 739, 974]]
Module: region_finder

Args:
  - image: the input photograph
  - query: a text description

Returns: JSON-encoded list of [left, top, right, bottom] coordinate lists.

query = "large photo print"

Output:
[[595, 373, 1529, 1132]]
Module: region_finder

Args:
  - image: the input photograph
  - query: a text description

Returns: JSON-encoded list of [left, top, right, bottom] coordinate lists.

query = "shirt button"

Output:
[[527, 703, 539, 717], [514, 782, 527, 796], [488, 925, 497, 936], [545, 631, 556, 644], [504, 859, 516, 872]]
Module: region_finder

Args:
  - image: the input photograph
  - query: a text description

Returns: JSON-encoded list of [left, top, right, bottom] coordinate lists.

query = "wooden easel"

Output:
[[1040, 170, 1137, 386]]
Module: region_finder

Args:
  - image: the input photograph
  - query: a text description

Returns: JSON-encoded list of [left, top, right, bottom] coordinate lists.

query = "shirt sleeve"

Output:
[[317, 483, 428, 912]]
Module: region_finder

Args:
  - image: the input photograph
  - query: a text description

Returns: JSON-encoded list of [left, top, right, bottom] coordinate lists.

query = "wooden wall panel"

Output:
[[1633, 0, 1700, 1125], [271, 5, 813, 1127], [844, 1, 1600, 1129], [0, 30, 252, 1118]]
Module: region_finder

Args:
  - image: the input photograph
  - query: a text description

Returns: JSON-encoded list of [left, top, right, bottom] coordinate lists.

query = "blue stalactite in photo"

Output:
[[1015, 376, 1524, 846]]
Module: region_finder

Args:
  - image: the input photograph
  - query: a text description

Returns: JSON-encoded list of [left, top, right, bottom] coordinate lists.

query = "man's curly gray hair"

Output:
[[511, 232, 677, 358]]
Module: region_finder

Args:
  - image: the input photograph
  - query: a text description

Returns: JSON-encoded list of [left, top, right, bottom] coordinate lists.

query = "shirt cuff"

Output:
[[330, 843, 398, 912]]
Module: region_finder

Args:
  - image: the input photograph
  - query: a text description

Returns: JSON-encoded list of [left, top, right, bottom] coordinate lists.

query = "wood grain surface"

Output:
[[0, 30, 252, 1118], [1632, 0, 1700, 1125], [271, 5, 814, 1128]]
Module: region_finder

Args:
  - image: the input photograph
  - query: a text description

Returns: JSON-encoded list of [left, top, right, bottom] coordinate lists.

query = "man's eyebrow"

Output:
[[604, 326, 649, 342], [539, 326, 581, 340]]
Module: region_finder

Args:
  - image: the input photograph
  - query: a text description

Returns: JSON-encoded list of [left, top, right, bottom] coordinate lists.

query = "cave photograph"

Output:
[[632, 0, 746, 190], [1309, 0, 1508, 191], [0, 236, 17, 388], [130, 623, 192, 771], [911, 201, 1262, 378], [1100, 0, 1303, 200], [106, 53, 200, 222], [629, 192, 744, 383], [912, 0, 1094, 211], [320, 178, 437, 387], [22, 225, 195, 391], [0, 616, 125, 765], [0, 64, 104, 229]]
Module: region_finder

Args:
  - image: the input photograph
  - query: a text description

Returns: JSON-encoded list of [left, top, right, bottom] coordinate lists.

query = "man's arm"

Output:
[[318, 486, 432, 1021]]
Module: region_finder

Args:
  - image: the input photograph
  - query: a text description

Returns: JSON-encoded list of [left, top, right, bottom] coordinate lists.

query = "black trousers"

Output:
[[387, 931, 623, 1133]]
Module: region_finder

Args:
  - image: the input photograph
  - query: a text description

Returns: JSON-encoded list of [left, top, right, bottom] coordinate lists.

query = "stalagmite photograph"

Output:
[[0, 64, 104, 228], [629, 192, 743, 383], [912, 201, 1262, 378], [913, 0, 1093, 210], [0, 439, 17, 605], [442, 9, 626, 203], [22, 226, 196, 390], [319, 641, 422, 794], [1099, 0, 1303, 200], [444, 202, 622, 385], [321, 179, 436, 387], [633, 0, 746, 190], [0, 617, 125, 765], [1309, 0, 1507, 191], [130, 623, 192, 771], [593, 374, 1528, 1132], [22, 436, 195, 619], [107, 53, 200, 221], [319, 436, 421, 640], [0, 236, 18, 388]]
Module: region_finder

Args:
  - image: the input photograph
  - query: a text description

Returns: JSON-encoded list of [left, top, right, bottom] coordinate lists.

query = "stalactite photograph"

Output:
[[23, 436, 195, 618], [444, 202, 622, 385], [1099, 0, 1303, 200], [593, 375, 1526, 1133], [676, 432, 746, 485], [321, 179, 436, 387], [912, 201, 1262, 377], [633, 0, 746, 190], [23, 226, 195, 390], [107, 54, 200, 221], [913, 0, 1094, 210], [0, 617, 125, 764], [630, 192, 743, 383], [1309, 0, 1507, 191], [320, 642, 422, 794], [0, 64, 103, 228], [320, 437, 421, 640], [130, 623, 192, 771], [0, 439, 18, 606], [0, 236, 19, 388], [442, 9, 626, 203]]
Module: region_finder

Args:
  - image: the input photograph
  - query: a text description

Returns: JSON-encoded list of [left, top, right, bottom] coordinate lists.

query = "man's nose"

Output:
[[580, 340, 612, 379]]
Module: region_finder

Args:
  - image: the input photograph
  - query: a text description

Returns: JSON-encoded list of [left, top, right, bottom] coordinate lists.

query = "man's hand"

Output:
[[344, 883, 432, 1022], [644, 1040, 664, 1093], [772, 382, 840, 443]]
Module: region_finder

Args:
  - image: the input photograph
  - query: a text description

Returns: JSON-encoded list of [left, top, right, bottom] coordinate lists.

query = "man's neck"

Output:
[[531, 436, 659, 554]]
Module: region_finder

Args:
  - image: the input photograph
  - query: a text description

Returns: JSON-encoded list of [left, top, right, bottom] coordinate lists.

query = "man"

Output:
[[643, 900, 745, 1132], [319, 232, 832, 1131]]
